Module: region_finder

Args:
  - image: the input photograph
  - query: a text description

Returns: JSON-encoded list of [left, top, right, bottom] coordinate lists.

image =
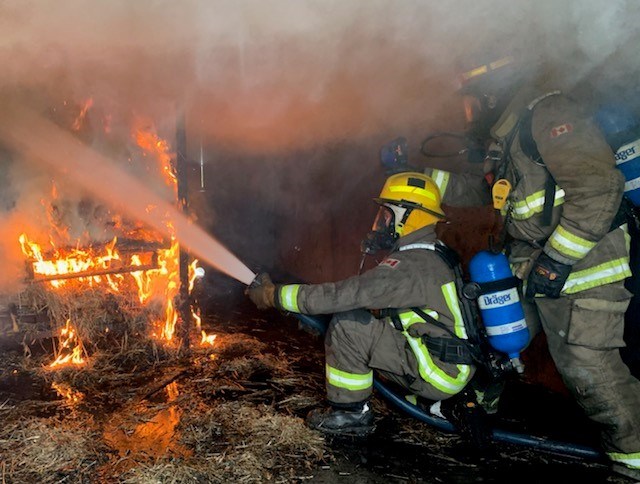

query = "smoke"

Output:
[[2, 1, 639, 152], [0, 0, 639, 291]]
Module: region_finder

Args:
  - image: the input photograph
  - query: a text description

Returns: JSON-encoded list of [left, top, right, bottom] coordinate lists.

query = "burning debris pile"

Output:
[[0, 100, 331, 482], [1, 100, 216, 373]]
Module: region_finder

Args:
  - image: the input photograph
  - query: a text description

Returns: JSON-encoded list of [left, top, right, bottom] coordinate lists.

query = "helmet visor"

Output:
[[371, 205, 395, 233]]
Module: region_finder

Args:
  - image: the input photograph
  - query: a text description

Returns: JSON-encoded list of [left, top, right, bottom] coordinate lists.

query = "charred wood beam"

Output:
[[29, 263, 157, 283], [176, 112, 191, 354]]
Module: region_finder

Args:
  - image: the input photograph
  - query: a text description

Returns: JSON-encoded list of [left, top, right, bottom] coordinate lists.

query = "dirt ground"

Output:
[[0, 287, 634, 483]]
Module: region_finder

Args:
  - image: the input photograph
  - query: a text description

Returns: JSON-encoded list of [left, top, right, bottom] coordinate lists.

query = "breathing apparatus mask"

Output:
[[361, 203, 408, 255]]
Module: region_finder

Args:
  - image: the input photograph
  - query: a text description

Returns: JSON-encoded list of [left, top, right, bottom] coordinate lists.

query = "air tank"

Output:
[[469, 251, 529, 373], [596, 104, 640, 206]]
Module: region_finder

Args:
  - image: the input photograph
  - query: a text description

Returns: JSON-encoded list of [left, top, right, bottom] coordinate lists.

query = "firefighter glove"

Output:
[[525, 252, 571, 300], [380, 137, 415, 174], [245, 272, 276, 310]]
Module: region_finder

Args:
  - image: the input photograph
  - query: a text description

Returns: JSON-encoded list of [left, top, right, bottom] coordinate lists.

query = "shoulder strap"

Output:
[[517, 91, 561, 226], [399, 241, 460, 269], [517, 91, 561, 167]]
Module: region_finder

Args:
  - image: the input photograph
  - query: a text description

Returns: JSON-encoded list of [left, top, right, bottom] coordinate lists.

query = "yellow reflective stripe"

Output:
[[398, 308, 470, 395], [489, 55, 514, 70], [388, 185, 436, 201], [404, 335, 471, 394], [398, 308, 439, 327], [607, 451, 640, 468], [461, 64, 488, 81], [441, 281, 468, 339], [431, 169, 450, 197], [405, 394, 418, 405], [511, 187, 565, 220], [563, 257, 631, 294], [549, 225, 597, 260], [279, 284, 301, 312], [325, 364, 373, 391]]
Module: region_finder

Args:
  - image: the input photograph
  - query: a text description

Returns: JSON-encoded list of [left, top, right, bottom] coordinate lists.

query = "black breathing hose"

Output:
[[293, 313, 604, 461], [420, 132, 470, 158]]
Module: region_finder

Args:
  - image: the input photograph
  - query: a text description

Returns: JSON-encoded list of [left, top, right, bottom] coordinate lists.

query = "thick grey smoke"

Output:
[[2, 1, 639, 149], [0, 0, 639, 292]]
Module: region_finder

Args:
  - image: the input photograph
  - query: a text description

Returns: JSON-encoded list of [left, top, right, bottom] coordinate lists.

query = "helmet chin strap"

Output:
[[395, 207, 412, 237]]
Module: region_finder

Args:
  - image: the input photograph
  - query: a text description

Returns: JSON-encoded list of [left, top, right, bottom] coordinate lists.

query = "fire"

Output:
[[49, 319, 85, 368], [72, 98, 94, 131], [134, 125, 177, 188], [201, 331, 216, 347], [18, 110, 216, 364], [52, 382, 85, 404], [20, 234, 124, 290]]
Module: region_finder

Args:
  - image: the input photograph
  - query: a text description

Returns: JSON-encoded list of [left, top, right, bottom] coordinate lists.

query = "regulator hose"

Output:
[[420, 132, 470, 158], [293, 313, 604, 461]]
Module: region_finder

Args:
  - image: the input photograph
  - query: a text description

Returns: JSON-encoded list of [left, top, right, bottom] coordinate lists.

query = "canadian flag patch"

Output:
[[550, 123, 573, 138], [379, 258, 400, 269]]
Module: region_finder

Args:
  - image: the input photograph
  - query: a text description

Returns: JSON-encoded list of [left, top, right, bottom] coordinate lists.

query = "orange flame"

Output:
[[134, 126, 177, 188], [20, 234, 124, 290], [52, 382, 84, 403], [72, 98, 93, 131], [49, 319, 85, 368], [19, 113, 216, 357]]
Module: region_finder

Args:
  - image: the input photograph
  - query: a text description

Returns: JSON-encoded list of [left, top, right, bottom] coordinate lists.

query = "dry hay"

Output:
[[24, 283, 156, 349], [122, 400, 326, 483], [0, 415, 108, 483], [211, 332, 267, 359]]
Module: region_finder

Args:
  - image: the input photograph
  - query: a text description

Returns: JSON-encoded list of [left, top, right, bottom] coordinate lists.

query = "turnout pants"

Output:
[[323, 309, 467, 406], [532, 282, 640, 466]]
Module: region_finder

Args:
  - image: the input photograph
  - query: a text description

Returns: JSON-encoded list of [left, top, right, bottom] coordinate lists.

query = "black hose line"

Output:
[[293, 312, 604, 461]]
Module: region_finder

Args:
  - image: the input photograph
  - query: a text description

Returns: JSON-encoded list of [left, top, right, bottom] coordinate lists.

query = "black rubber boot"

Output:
[[440, 389, 492, 449], [306, 402, 375, 436]]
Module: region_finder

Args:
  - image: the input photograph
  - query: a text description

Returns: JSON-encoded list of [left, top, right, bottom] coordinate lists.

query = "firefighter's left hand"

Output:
[[525, 252, 571, 299], [245, 272, 276, 310]]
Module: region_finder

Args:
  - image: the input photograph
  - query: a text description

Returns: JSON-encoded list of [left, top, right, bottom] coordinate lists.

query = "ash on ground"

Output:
[[0, 292, 632, 484]]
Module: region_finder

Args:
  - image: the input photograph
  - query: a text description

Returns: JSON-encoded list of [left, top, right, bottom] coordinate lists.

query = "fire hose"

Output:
[[293, 312, 603, 462]]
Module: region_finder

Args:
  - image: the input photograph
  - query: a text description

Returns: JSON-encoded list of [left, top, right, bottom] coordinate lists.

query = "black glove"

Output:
[[380, 137, 415, 174], [245, 273, 276, 310], [525, 252, 572, 299]]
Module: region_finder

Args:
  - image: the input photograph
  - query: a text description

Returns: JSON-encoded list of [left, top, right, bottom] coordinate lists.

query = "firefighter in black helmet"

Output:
[[407, 48, 640, 479]]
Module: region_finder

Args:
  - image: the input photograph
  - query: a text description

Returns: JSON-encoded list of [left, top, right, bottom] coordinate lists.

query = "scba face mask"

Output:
[[361, 204, 407, 255]]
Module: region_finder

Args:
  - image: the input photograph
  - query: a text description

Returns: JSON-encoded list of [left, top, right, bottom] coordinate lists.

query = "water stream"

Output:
[[0, 102, 256, 285]]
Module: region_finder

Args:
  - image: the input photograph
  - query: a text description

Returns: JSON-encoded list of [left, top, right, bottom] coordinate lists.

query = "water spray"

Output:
[[0, 101, 255, 286]]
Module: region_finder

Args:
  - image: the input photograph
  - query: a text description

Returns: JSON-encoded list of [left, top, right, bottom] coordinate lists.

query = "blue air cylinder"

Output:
[[468, 251, 529, 373], [596, 104, 640, 206]]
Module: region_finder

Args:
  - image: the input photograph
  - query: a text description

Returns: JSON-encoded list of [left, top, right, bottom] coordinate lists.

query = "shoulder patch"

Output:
[[379, 258, 400, 269], [550, 123, 573, 139]]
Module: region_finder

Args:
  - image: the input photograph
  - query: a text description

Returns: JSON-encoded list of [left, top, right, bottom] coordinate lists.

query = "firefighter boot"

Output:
[[306, 401, 374, 436], [440, 389, 492, 449]]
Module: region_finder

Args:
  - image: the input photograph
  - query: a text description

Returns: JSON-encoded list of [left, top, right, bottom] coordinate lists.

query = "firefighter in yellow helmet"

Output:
[[247, 173, 476, 435]]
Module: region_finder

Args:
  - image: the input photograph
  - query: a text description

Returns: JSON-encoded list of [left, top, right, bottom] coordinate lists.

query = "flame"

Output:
[[20, 234, 124, 289], [49, 319, 85, 368], [201, 330, 216, 347], [72, 98, 94, 131], [134, 126, 177, 188], [18, 112, 216, 361], [52, 382, 84, 404]]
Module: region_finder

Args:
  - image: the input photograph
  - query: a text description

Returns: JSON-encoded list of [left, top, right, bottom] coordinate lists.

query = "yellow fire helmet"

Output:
[[374, 172, 445, 237]]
